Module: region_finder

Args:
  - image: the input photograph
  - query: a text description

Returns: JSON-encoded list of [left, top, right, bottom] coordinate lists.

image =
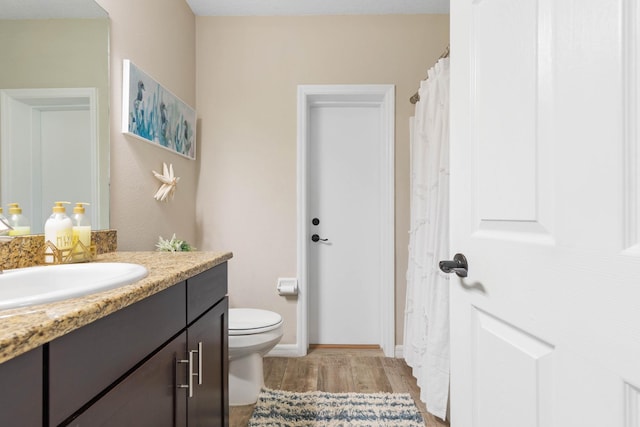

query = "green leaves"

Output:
[[156, 234, 195, 252]]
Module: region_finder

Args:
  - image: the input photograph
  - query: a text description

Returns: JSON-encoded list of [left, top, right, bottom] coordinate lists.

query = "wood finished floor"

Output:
[[230, 348, 449, 427]]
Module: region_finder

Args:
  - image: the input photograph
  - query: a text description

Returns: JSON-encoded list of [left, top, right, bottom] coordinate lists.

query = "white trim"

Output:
[[394, 345, 404, 359], [270, 344, 405, 359], [296, 84, 395, 358], [267, 344, 301, 358], [623, 0, 640, 254]]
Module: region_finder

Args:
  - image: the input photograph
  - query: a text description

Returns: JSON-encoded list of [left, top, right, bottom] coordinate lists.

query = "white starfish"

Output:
[[152, 162, 180, 202]]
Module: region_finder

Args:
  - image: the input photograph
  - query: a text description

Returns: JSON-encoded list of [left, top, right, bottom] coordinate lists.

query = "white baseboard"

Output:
[[268, 343, 404, 359], [395, 345, 404, 359], [267, 343, 304, 357]]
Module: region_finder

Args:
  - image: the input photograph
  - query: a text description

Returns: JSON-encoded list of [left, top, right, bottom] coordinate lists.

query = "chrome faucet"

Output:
[[0, 216, 13, 274]]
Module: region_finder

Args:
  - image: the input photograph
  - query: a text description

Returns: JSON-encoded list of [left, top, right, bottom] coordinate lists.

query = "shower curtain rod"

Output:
[[409, 45, 450, 105]]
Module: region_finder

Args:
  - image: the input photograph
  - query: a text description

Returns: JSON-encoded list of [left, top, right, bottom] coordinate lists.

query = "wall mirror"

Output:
[[0, 0, 109, 235]]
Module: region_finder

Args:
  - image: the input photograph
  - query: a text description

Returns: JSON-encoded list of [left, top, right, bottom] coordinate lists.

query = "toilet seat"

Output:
[[229, 308, 283, 335]]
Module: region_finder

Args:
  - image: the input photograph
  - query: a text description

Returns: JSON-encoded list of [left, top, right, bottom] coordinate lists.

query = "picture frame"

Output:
[[122, 59, 196, 160]]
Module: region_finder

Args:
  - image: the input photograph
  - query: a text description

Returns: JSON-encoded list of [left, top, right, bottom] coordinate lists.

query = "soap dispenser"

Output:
[[71, 202, 91, 255], [44, 201, 73, 263], [0, 208, 9, 236], [7, 203, 30, 236]]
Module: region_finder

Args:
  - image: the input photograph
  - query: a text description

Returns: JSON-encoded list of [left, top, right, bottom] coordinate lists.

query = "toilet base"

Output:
[[229, 352, 264, 406]]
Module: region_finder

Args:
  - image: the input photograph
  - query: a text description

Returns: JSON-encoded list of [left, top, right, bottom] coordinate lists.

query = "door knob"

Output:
[[439, 253, 468, 277], [311, 234, 328, 242]]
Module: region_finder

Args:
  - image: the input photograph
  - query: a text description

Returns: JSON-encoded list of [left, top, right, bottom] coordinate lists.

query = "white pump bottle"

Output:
[[44, 201, 73, 263]]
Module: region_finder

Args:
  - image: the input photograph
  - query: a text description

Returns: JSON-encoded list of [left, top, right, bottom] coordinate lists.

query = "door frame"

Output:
[[296, 84, 395, 357]]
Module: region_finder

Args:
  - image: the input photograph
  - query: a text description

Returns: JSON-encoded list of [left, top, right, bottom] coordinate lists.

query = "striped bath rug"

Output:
[[248, 388, 424, 426]]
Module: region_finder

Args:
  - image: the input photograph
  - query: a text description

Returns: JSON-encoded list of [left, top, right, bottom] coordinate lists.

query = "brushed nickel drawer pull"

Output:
[[176, 357, 192, 397]]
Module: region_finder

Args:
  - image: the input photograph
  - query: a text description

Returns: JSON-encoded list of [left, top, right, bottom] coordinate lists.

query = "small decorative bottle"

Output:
[[71, 202, 92, 260], [7, 203, 30, 236], [0, 208, 9, 236]]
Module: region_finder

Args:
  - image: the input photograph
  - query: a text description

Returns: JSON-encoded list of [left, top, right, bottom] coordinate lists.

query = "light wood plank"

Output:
[[317, 355, 356, 393], [350, 356, 393, 393], [280, 357, 319, 392], [381, 357, 412, 393], [229, 405, 253, 427], [263, 357, 287, 389]]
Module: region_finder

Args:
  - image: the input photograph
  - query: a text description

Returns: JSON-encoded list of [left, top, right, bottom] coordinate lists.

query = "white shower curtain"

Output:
[[404, 57, 450, 421]]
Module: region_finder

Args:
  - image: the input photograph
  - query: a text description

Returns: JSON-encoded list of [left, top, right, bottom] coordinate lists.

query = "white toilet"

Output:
[[228, 308, 283, 406]]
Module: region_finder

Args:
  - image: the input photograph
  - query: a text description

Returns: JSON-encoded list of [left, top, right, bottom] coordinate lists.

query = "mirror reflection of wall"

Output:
[[0, 1, 109, 234]]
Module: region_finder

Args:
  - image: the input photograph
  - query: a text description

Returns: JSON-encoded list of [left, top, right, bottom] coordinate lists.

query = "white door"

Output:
[[298, 85, 395, 355], [308, 104, 381, 345], [40, 109, 92, 227], [450, 0, 640, 426]]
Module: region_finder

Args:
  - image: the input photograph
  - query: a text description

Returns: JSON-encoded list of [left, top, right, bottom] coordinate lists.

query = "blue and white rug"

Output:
[[248, 388, 425, 427]]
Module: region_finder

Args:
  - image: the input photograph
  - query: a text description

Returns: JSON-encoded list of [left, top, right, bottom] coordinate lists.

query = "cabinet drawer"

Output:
[[49, 281, 186, 426], [187, 262, 227, 324]]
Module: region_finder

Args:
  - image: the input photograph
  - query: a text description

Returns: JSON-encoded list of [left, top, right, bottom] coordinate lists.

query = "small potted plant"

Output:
[[156, 234, 195, 252]]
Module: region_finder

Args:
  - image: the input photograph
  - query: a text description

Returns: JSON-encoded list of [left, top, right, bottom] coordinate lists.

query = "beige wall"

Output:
[[0, 19, 107, 89], [96, 0, 197, 250], [195, 15, 450, 346]]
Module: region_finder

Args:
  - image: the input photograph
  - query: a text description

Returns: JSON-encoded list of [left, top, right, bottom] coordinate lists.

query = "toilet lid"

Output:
[[229, 308, 283, 335]]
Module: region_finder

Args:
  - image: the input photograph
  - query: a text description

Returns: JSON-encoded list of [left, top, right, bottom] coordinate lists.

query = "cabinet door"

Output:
[[187, 297, 228, 427], [0, 347, 42, 427], [68, 331, 187, 427]]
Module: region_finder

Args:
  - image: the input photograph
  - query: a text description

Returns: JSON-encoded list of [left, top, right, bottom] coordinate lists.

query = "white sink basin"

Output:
[[0, 263, 149, 311]]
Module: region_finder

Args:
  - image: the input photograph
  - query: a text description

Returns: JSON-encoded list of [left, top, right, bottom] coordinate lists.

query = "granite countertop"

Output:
[[0, 251, 233, 364]]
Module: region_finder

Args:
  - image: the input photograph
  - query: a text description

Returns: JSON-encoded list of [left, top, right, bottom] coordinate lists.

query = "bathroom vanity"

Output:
[[0, 251, 231, 427]]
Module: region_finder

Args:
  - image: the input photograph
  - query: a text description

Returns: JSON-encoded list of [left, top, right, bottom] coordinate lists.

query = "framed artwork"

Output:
[[122, 59, 196, 160]]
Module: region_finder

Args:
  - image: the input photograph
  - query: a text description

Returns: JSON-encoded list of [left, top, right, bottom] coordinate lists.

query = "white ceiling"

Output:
[[0, 0, 107, 19], [186, 0, 449, 16], [0, 0, 448, 20]]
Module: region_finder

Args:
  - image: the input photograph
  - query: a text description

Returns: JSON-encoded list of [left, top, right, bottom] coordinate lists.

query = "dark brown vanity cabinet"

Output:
[[48, 262, 228, 427], [0, 346, 43, 426]]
